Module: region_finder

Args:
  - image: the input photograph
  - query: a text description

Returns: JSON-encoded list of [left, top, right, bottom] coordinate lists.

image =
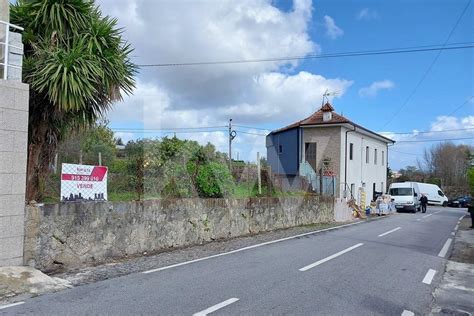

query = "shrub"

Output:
[[195, 162, 235, 198]]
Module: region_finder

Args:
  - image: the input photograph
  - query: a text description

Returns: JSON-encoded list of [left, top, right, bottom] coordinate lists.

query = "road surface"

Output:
[[1, 206, 466, 315]]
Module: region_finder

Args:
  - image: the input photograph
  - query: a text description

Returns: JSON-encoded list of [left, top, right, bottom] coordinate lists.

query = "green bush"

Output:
[[195, 162, 235, 198]]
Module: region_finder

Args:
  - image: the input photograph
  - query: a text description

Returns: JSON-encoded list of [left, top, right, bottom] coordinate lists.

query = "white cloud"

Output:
[[323, 15, 343, 39], [380, 115, 474, 169], [357, 8, 379, 21], [358, 80, 394, 98], [98, 0, 354, 161]]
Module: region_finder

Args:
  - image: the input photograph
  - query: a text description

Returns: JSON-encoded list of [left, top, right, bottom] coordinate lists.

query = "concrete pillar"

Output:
[[0, 0, 29, 266]]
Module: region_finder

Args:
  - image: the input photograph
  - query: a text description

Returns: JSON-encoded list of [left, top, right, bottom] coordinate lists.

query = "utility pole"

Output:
[[79, 150, 83, 165], [228, 119, 236, 172], [257, 151, 262, 195], [98, 152, 102, 166]]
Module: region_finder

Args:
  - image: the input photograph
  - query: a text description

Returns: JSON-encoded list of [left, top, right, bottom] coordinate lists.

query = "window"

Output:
[[349, 143, 353, 160], [305, 142, 317, 171], [278, 145, 283, 154], [350, 183, 355, 198], [438, 190, 445, 197], [382, 151, 385, 165], [389, 188, 413, 196], [366, 146, 369, 163], [374, 149, 377, 164]]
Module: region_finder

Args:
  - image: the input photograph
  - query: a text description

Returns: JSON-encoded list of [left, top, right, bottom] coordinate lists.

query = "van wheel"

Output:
[[442, 201, 447, 207]]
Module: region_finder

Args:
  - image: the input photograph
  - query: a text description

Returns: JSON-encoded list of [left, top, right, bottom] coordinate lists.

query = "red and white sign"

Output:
[[60, 163, 108, 202]]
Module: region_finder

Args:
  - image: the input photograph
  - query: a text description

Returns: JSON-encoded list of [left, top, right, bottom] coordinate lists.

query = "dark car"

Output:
[[447, 196, 472, 208]]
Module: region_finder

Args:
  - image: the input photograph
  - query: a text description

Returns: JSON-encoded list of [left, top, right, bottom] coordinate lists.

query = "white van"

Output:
[[413, 182, 448, 206], [388, 182, 421, 213]]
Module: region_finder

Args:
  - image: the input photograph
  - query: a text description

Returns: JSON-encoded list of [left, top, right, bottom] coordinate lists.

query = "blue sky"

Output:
[[99, 0, 474, 170]]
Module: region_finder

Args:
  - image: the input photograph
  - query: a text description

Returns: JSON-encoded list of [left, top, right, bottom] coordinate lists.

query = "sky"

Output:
[[97, 0, 474, 170]]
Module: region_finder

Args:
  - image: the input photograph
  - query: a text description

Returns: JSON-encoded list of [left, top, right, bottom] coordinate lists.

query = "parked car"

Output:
[[447, 196, 472, 208]]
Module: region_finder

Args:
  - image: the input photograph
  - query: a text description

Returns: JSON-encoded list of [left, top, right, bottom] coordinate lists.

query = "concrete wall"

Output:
[[24, 196, 334, 272], [0, 80, 29, 266], [302, 126, 342, 196]]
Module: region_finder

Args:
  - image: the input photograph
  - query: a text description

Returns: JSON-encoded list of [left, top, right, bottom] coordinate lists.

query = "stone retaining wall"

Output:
[[24, 196, 334, 272]]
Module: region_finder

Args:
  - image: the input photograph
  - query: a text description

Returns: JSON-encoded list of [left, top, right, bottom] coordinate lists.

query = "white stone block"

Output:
[[0, 129, 14, 151], [0, 194, 24, 217], [0, 84, 15, 109], [0, 151, 14, 173], [13, 130, 27, 153], [10, 173, 26, 195], [0, 173, 13, 194], [0, 235, 24, 259]]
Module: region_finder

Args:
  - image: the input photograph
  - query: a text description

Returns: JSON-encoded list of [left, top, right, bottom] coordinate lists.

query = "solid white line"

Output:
[[401, 310, 415, 316], [422, 269, 437, 284], [193, 298, 239, 316], [438, 238, 452, 258], [0, 301, 25, 310], [422, 214, 432, 219], [143, 221, 366, 274], [378, 227, 401, 237], [299, 243, 364, 271]]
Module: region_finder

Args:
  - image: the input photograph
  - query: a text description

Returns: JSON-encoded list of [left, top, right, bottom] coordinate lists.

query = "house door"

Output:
[[305, 142, 317, 171]]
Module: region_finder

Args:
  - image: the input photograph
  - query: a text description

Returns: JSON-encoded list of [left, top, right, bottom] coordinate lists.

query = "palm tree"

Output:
[[10, 0, 136, 201]]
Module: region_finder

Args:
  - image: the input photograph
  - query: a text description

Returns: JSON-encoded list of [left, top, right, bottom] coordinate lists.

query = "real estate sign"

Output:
[[60, 163, 108, 202]]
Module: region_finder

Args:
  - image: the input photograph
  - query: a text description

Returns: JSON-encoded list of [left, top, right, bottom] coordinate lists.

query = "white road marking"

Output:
[[193, 298, 239, 316], [438, 238, 452, 258], [434, 210, 442, 214], [454, 224, 459, 231], [0, 301, 25, 310], [378, 227, 401, 237], [299, 243, 364, 272], [422, 214, 432, 219], [401, 310, 415, 316], [416, 218, 421, 221], [143, 221, 366, 274], [422, 269, 437, 285], [459, 215, 465, 220]]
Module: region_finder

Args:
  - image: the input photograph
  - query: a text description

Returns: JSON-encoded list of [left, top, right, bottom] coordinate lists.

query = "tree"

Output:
[[422, 142, 473, 188], [11, 0, 136, 201]]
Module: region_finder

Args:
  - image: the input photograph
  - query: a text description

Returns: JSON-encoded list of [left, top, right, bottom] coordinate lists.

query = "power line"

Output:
[[381, 0, 472, 128], [395, 136, 474, 143], [390, 149, 421, 156], [111, 126, 226, 131], [137, 43, 474, 67], [448, 96, 474, 115], [384, 126, 474, 135], [233, 124, 271, 131], [234, 130, 267, 136]]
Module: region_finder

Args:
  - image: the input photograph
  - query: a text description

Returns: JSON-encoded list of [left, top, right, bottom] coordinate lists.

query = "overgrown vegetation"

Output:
[[43, 124, 295, 202]]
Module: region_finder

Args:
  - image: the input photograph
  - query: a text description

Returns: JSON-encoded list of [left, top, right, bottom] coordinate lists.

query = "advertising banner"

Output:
[[60, 163, 108, 202]]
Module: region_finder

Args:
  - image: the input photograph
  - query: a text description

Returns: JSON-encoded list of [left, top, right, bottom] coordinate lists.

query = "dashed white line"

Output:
[[401, 310, 415, 316], [454, 224, 459, 231], [193, 298, 239, 316], [0, 301, 25, 310], [422, 269, 437, 285], [143, 221, 365, 274], [299, 243, 364, 272], [422, 214, 432, 219], [378, 227, 401, 237], [438, 238, 452, 258], [459, 215, 465, 220], [451, 232, 455, 236]]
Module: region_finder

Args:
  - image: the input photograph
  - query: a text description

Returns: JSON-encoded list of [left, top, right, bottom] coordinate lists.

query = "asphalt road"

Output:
[[1, 206, 466, 315]]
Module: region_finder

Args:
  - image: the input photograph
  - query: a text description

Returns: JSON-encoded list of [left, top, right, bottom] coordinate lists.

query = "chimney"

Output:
[[321, 102, 334, 122]]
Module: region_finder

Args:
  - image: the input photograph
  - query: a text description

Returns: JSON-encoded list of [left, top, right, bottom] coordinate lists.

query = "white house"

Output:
[[266, 102, 395, 205]]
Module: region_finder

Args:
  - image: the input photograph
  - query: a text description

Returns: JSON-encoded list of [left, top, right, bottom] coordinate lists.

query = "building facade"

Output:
[[266, 103, 394, 205]]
